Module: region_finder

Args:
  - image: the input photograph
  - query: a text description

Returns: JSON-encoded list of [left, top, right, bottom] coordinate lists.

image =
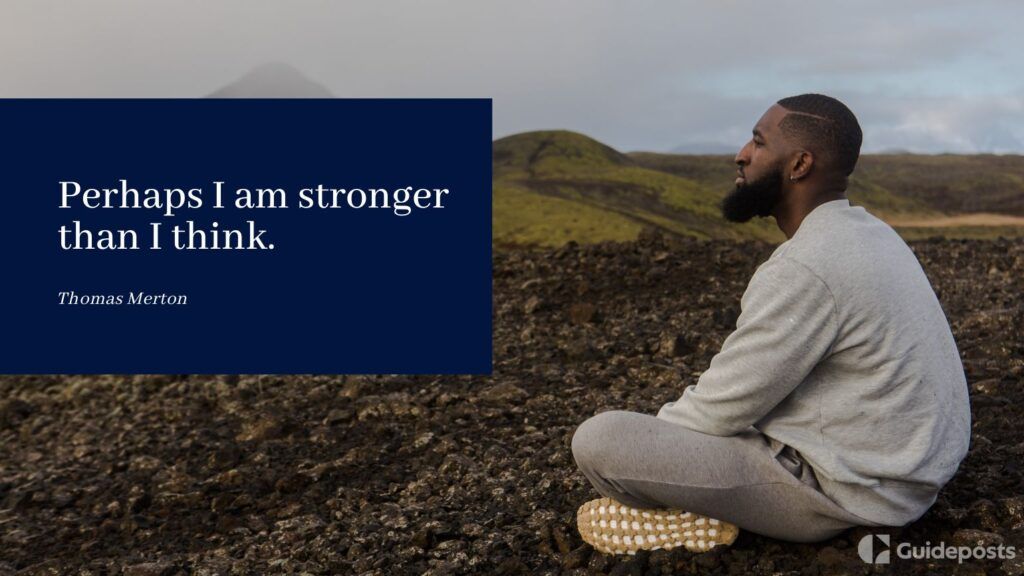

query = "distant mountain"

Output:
[[207, 62, 332, 98], [493, 131, 1024, 248]]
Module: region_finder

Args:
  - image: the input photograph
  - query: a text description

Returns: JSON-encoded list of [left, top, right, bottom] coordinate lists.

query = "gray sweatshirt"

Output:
[[656, 198, 971, 527]]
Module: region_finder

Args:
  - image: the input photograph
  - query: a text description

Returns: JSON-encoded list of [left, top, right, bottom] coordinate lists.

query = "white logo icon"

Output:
[[858, 534, 891, 564]]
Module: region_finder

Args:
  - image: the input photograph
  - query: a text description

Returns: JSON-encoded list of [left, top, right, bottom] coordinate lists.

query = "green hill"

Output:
[[493, 131, 782, 248], [493, 131, 1024, 248], [854, 155, 1024, 216], [627, 153, 938, 217]]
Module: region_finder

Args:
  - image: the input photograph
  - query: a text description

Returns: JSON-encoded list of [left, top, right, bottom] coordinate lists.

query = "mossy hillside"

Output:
[[493, 129, 631, 177], [494, 132, 1024, 248], [628, 152, 939, 218], [493, 131, 782, 247], [493, 183, 645, 249], [855, 155, 1024, 215]]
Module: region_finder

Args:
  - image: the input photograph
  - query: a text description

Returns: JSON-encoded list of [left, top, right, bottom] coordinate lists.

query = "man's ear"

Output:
[[789, 150, 814, 181]]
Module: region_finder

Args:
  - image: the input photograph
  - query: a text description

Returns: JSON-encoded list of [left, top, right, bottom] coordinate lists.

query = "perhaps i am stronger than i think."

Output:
[[57, 180, 452, 250]]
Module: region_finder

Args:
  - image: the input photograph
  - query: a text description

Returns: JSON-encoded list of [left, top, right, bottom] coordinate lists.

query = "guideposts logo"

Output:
[[858, 533, 1017, 564], [858, 534, 891, 564]]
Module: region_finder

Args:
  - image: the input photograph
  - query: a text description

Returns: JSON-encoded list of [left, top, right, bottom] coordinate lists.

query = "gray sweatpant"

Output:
[[571, 410, 884, 543]]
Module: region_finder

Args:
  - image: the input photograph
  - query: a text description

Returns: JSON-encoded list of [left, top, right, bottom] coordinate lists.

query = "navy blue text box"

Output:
[[0, 99, 492, 374]]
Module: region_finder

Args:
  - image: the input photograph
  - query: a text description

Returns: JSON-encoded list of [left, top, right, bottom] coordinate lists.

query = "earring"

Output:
[[789, 175, 798, 181]]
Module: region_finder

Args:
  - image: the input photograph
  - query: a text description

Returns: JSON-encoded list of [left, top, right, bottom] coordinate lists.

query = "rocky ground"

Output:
[[2, 233, 1023, 575]]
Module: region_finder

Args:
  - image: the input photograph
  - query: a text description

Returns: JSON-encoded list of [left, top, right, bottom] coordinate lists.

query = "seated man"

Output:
[[571, 93, 971, 555]]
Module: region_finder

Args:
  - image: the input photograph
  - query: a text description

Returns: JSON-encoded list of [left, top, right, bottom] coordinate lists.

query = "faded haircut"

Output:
[[776, 94, 862, 176]]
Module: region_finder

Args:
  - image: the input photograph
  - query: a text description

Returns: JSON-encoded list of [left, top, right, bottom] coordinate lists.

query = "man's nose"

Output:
[[734, 141, 750, 166]]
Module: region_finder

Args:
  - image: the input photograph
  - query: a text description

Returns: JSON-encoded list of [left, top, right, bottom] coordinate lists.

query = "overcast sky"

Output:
[[3, 0, 1022, 154]]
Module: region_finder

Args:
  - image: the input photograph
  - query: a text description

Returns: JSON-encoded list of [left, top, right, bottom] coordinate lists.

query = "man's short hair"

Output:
[[776, 94, 862, 176]]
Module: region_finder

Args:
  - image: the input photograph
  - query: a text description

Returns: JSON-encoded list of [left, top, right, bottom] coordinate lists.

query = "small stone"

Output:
[[478, 382, 528, 403], [1003, 555, 1024, 576], [493, 557, 529, 576], [340, 378, 363, 399], [971, 378, 1000, 395], [561, 544, 591, 569], [524, 296, 542, 315], [587, 551, 610, 572], [236, 416, 283, 442], [537, 524, 555, 557], [971, 395, 1009, 408], [609, 558, 644, 576], [1000, 496, 1024, 530], [0, 399, 34, 428], [968, 498, 1001, 531], [712, 306, 740, 328], [938, 506, 969, 525], [951, 528, 1004, 548], [460, 522, 483, 537], [127, 487, 151, 513], [324, 408, 353, 425], [211, 469, 242, 488], [274, 514, 326, 536], [551, 524, 572, 555], [568, 302, 597, 324], [128, 455, 163, 473], [817, 546, 843, 567], [123, 560, 175, 576], [695, 552, 721, 570], [658, 332, 693, 357], [563, 339, 597, 361], [52, 489, 75, 509], [434, 392, 459, 407], [414, 432, 435, 449], [207, 446, 241, 468], [519, 278, 542, 290]]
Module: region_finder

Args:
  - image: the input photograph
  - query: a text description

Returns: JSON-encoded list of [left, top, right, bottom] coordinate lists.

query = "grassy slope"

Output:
[[855, 155, 1024, 216], [493, 131, 1024, 248], [494, 131, 782, 247], [628, 152, 939, 218], [493, 183, 644, 250]]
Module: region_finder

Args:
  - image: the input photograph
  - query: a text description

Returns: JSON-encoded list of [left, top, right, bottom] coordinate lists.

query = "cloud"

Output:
[[853, 93, 1024, 153], [1, 0, 1022, 153]]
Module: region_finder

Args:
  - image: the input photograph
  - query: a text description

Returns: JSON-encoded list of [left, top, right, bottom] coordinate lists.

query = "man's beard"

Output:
[[721, 167, 784, 223]]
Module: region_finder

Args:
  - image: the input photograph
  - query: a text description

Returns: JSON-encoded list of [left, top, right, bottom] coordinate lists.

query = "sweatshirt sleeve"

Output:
[[656, 255, 839, 436]]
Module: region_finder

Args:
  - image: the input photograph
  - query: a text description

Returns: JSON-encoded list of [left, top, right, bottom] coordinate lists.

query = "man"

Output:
[[571, 94, 971, 555]]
